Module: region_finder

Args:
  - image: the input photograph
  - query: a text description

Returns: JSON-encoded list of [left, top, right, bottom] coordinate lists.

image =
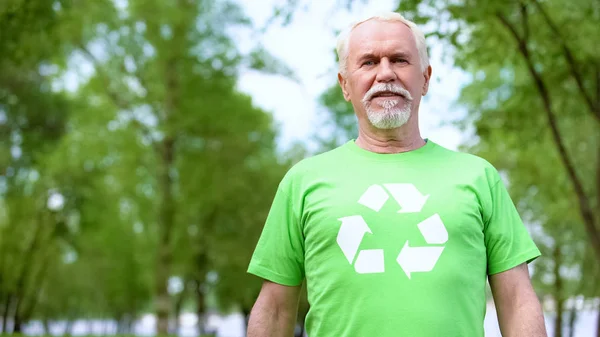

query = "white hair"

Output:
[[336, 12, 430, 76]]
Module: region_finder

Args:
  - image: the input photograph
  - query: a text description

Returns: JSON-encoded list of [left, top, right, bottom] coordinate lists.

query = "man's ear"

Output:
[[338, 72, 351, 101], [422, 65, 432, 96]]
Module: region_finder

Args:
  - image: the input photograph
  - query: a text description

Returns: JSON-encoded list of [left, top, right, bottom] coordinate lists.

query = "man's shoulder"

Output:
[[430, 141, 501, 181], [434, 142, 494, 165], [278, 144, 348, 187], [287, 144, 348, 175]]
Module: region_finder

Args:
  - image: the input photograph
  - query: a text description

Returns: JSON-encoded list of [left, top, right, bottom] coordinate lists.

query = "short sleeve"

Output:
[[483, 179, 541, 275], [247, 180, 305, 286]]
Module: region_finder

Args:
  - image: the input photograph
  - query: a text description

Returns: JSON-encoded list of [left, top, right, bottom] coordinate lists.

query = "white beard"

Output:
[[362, 83, 413, 129], [365, 99, 412, 129]]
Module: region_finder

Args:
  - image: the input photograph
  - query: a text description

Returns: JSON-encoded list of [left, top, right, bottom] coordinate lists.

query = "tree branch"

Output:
[[78, 43, 160, 154], [77, 43, 128, 110], [531, 0, 600, 123], [496, 12, 600, 261], [520, 2, 529, 41]]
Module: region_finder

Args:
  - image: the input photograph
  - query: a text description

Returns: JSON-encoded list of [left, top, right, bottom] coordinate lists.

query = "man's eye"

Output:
[[362, 60, 375, 66], [394, 58, 408, 63]]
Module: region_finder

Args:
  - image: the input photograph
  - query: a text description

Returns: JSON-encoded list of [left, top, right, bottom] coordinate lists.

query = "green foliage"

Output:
[[0, 0, 297, 333]]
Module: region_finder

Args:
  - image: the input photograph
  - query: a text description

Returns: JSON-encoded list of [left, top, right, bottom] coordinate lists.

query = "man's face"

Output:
[[338, 20, 432, 130]]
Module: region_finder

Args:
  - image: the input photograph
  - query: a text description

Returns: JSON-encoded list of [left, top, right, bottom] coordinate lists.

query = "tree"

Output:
[[3, 0, 295, 334], [0, 0, 103, 332], [60, 0, 293, 334]]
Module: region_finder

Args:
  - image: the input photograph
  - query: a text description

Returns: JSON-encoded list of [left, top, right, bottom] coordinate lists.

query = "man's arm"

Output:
[[489, 263, 548, 337], [247, 280, 302, 337]]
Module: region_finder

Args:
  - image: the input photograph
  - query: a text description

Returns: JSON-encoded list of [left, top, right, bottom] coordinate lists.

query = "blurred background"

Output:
[[0, 0, 598, 336]]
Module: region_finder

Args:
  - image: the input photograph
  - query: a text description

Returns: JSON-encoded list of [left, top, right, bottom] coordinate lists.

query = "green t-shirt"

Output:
[[247, 139, 540, 337]]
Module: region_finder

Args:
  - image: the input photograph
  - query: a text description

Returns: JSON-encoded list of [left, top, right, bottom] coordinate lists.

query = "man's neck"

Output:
[[355, 123, 426, 154]]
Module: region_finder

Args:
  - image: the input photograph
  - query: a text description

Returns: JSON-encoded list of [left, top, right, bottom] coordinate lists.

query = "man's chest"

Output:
[[300, 178, 488, 281]]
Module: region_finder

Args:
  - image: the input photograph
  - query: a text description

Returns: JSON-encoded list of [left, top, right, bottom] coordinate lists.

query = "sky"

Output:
[[57, 0, 473, 154], [235, 0, 473, 154]]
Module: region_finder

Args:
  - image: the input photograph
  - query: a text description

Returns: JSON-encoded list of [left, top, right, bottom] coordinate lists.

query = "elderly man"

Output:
[[246, 12, 547, 337]]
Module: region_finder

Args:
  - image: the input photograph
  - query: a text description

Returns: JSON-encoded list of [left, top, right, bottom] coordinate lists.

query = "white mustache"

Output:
[[363, 83, 413, 103]]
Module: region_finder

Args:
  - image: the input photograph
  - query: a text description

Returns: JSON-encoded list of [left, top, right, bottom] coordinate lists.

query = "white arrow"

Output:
[[354, 249, 385, 274], [417, 214, 448, 244], [337, 216, 372, 264], [383, 183, 429, 213], [358, 184, 389, 212], [396, 241, 444, 279]]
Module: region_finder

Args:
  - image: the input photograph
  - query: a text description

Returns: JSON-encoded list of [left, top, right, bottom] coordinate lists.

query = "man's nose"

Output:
[[375, 59, 396, 82]]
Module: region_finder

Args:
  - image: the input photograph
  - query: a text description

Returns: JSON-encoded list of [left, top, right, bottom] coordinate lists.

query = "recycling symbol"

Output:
[[336, 183, 448, 279]]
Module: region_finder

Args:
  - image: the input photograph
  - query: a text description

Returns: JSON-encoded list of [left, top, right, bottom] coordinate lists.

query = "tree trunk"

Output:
[[0, 292, 5, 333], [15, 293, 37, 334], [173, 281, 187, 336], [42, 318, 50, 335], [567, 306, 577, 337], [19, 255, 52, 334], [12, 297, 23, 333], [128, 314, 136, 335], [117, 315, 125, 334], [553, 245, 564, 337], [2, 293, 12, 333], [13, 212, 47, 334], [241, 307, 251, 336], [119, 314, 133, 335], [195, 278, 206, 336], [154, 32, 180, 331], [155, 136, 175, 336], [191, 236, 209, 337], [154, 1, 190, 333], [64, 318, 74, 337]]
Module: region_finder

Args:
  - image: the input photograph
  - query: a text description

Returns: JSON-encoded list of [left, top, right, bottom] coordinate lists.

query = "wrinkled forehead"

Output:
[[347, 20, 417, 57]]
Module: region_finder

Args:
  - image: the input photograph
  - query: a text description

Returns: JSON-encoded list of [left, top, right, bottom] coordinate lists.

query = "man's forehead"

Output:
[[348, 20, 416, 54]]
